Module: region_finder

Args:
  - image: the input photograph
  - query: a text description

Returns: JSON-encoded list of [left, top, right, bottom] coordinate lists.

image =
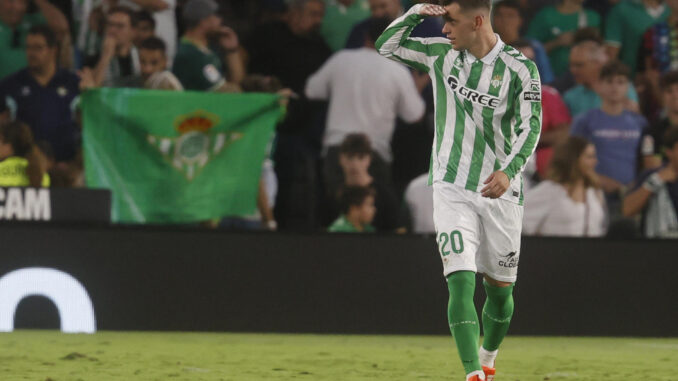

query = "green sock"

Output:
[[481, 280, 515, 351], [446, 271, 482, 375]]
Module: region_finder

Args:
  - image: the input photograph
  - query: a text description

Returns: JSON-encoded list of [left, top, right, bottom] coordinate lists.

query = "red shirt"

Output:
[[537, 85, 571, 177]]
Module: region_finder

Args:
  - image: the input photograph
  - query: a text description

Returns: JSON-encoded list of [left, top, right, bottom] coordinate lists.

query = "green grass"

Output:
[[1, 331, 677, 380]]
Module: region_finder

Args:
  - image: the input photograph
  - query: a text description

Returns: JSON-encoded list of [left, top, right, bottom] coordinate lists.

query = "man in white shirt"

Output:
[[305, 17, 426, 193]]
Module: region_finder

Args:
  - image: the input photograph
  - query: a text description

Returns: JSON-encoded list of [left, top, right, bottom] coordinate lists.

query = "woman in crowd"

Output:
[[0, 121, 49, 187], [523, 136, 606, 236]]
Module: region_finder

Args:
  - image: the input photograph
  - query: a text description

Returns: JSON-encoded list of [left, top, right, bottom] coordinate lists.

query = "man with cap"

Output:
[[172, 0, 244, 92]]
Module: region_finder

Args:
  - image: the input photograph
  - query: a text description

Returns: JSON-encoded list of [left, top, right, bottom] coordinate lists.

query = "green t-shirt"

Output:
[[0, 157, 50, 187], [605, 1, 670, 75], [526, 6, 600, 77], [0, 13, 47, 80], [321, 0, 370, 51], [172, 38, 225, 91], [328, 215, 375, 233]]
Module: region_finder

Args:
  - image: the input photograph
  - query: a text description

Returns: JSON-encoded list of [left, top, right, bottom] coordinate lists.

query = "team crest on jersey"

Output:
[[447, 75, 501, 108], [490, 74, 503, 89], [523, 79, 542, 102]]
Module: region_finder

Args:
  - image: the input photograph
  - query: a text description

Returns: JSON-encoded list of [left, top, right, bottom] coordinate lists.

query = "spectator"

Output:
[[246, 0, 331, 229], [328, 185, 376, 233], [321, 0, 370, 51], [514, 40, 571, 179], [0, 0, 70, 79], [623, 127, 678, 238], [636, 0, 678, 116], [564, 39, 639, 117], [493, 0, 554, 84], [526, 0, 601, 78], [605, 0, 669, 77], [133, 10, 156, 48], [327, 133, 400, 231], [0, 99, 8, 123], [570, 61, 648, 205], [138, 36, 182, 90], [642, 71, 678, 168], [85, 6, 141, 87], [0, 25, 79, 163], [605, 0, 670, 75], [403, 172, 434, 234], [172, 0, 244, 92], [345, 0, 444, 49], [0, 120, 49, 187], [306, 17, 425, 196], [523, 136, 606, 236]]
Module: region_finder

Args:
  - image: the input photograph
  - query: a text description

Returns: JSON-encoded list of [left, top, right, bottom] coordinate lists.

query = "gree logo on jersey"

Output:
[[447, 75, 501, 109]]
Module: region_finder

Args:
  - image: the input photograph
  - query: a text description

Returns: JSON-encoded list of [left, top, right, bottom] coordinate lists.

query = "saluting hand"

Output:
[[481, 170, 510, 199]]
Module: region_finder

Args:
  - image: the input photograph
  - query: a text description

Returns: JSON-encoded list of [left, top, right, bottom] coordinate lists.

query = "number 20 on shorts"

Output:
[[438, 230, 464, 256]]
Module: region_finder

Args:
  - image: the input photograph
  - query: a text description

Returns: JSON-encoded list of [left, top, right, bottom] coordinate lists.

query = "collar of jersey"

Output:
[[462, 34, 504, 66]]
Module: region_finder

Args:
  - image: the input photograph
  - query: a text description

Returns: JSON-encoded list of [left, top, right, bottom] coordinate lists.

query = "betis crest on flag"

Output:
[[82, 88, 282, 224]]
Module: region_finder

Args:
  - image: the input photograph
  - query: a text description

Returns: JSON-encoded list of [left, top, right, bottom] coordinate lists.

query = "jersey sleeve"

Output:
[[501, 60, 543, 180], [374, 4, 450, 73]]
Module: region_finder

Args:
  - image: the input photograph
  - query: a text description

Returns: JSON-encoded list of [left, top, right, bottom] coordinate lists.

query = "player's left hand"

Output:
[[481, 170, 510, 199]]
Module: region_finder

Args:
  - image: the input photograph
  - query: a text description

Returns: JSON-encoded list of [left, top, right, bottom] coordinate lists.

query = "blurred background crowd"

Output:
[[1, 0, 677, 238]]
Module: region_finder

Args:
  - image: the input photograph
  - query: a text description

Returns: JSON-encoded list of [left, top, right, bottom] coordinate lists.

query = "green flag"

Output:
[[82, 88, 282, 224]]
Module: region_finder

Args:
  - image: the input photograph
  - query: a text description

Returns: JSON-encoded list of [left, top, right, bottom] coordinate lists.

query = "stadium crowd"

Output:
[[0, 0, 677, 238]]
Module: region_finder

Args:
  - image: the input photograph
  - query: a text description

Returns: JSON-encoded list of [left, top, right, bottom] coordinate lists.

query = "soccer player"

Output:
[[375, 1, 542, 380]]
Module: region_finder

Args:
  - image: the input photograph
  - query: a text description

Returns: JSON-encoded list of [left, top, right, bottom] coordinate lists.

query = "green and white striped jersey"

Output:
[[375, 4, 542, 205]]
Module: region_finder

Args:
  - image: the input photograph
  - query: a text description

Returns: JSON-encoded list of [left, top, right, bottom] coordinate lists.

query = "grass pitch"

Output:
[[1, 331, 676, 380]]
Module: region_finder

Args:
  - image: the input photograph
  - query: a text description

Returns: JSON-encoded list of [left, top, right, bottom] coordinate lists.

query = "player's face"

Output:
[[578, 144, 598, 177], [358, 195, 376, 225], [492, 6, 521, 37], [441, 3, 478, 51], [26, 34, 55, 71], [139, 48, 166, 81], [368, 0, 401, 19], [662, 83, 678, 113], [598, 75, 628, 104]]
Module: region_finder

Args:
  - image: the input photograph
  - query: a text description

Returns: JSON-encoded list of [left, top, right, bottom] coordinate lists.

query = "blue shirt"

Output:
[[563, 84, 638, 118], [0, 68, 80, 161], [571, 109, 647, 185], [529, 39, 555, 84], [345, 16, 444, 49]]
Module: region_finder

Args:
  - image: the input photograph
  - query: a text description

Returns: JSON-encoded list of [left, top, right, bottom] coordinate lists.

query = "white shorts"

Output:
[[433, 182, 523, 283]]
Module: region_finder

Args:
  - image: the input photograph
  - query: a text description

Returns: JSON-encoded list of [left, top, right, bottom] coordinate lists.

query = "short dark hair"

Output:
[[573, 27, 603, 45], [367, 17, 391, 44], [339, 133, 372, 157], [338, 186, 375, 214], [108, 6, 135, 24], [439, 0, 491, 10], [599, 61, 630, 81], [134, 10, 156, 29], [660, 70, 678, 92], [493, 0, 521, 12], [27, 24, 57, 47], [663, 127, 678, 149], [139, 36, 166, 54]]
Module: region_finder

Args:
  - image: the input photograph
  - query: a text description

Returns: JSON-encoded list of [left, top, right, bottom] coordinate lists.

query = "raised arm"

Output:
[[375, 4, 450, 73]]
